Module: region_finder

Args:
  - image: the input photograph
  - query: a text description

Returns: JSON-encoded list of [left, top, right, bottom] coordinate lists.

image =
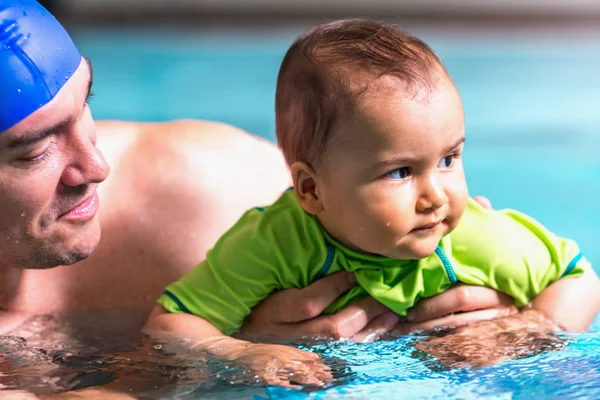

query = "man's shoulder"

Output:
[[97, 118, 290, 197], [95, 119, 291, 262], [97, 118, 277, 154]]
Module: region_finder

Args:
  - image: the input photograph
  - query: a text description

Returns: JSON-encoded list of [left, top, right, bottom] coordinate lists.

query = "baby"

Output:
[[146, 19, 592, 386]]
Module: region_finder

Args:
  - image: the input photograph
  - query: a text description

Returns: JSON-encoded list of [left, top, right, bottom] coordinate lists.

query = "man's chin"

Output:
[[28, 245, 95, 269], [56, 248, 93, 267], [56, 233, 101, 267], [29, 225, 101, 269]]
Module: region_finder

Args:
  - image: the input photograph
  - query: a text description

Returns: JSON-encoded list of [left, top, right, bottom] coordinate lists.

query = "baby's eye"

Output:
[[384, 167, 411, 180], [438, 155, 455, 169]]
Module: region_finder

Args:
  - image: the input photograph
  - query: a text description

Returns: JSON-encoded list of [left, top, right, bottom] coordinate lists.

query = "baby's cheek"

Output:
[[447, 189, 468, 226]]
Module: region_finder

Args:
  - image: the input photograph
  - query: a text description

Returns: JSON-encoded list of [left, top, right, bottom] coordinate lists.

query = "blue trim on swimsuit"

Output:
[[561, 252, 583, 278], [435, 246, 458, 284], [314, 245, 336, 280], [164, 290, 192, 314]]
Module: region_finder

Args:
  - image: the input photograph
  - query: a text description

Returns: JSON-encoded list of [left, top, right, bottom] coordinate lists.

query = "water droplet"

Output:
[[20, 212, 25, 217], [16, 88, 21, 94]]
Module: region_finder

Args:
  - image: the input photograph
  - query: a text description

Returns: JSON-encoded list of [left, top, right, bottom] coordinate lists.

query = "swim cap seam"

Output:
[[0, 18, 52, 117]]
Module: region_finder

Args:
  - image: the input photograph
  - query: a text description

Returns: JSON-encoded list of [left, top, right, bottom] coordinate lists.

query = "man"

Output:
[[0, 2, 598, 394]]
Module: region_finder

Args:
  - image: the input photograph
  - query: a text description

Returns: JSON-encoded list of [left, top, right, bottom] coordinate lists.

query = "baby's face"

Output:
[[315, 75, 468, 259]]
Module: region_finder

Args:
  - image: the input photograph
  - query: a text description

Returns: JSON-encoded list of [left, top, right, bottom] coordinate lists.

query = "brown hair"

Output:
[[275, 18, 445, 168]]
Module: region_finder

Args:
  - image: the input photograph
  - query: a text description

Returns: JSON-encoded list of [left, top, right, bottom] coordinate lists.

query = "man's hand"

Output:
[[389, 286, 517, 337], [239, 271, 399, 342], [414, 309, 564, 369], [240, 277, 515, 343]]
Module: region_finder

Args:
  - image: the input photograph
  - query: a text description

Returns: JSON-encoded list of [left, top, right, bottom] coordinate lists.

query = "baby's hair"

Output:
[[275, 18, 445, 168]]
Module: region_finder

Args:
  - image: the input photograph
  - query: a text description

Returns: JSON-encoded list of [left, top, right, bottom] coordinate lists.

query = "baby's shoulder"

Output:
[[448, 198, 549, 264], [216, 188, 324, 254]]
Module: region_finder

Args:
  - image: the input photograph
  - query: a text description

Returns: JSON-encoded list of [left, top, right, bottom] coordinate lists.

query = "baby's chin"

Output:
[[389, 230, 449, 260], [405, 244, 440, 260], [382, 240, 439, 260]]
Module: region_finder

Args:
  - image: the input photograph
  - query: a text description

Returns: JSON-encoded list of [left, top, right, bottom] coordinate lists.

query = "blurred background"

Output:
[[43, 1, 600, 271], [42, 0, 600, 22]]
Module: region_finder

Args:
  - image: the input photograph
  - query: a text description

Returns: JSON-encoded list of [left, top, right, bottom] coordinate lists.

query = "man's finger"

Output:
[[351, 312, 400, 343], [269, 271, 357, 323], [407, 286, 514, 322], [394, 306, 517, 336], [312, 364, 334, 383], [281, 296, 390, 339]]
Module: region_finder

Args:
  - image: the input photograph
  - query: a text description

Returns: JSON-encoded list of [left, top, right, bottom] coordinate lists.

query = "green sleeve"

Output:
[[448, 199, 592, 306], [156, 190, 329, 336]]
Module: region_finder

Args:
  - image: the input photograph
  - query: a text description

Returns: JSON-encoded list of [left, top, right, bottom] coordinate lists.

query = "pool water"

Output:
[[3, 23, 600, 398]]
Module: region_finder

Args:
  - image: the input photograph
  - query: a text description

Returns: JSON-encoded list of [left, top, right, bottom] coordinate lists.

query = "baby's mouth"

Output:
[[411, 219, 442, 233]]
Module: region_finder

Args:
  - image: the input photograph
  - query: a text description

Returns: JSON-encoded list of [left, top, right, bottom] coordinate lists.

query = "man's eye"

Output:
[[85, 90, 95, 105], [19, 148, 51, 164]]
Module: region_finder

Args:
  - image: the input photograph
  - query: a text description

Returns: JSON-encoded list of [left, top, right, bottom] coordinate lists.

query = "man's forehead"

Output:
[[0, 57, 90, 148]]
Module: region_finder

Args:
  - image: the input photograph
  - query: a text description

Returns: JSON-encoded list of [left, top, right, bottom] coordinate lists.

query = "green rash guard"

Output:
[[157, 189, 591, 336]]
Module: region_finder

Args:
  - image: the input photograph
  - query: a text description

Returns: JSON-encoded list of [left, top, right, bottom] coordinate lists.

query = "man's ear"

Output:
[[290, 161, 323, 215]]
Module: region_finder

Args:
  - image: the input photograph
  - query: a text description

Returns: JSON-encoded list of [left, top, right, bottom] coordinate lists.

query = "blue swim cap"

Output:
[[0, 0, 81, 133]]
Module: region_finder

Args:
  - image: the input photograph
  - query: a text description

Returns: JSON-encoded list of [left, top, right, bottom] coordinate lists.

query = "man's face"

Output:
[[0, 57, 110, 269]]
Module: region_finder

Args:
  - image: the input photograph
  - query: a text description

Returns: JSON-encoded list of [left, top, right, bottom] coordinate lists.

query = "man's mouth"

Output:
[[57, 192, 100, 222]]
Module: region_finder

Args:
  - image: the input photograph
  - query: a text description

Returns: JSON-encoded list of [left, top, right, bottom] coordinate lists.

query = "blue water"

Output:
[[57, 25, 600, 398]]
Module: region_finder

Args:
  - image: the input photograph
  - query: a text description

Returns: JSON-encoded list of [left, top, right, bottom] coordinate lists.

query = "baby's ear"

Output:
[[290, 162, 323, 215]]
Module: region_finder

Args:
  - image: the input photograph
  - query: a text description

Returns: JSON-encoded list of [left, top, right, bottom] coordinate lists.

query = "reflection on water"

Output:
[[1, 310, 600, 398]]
